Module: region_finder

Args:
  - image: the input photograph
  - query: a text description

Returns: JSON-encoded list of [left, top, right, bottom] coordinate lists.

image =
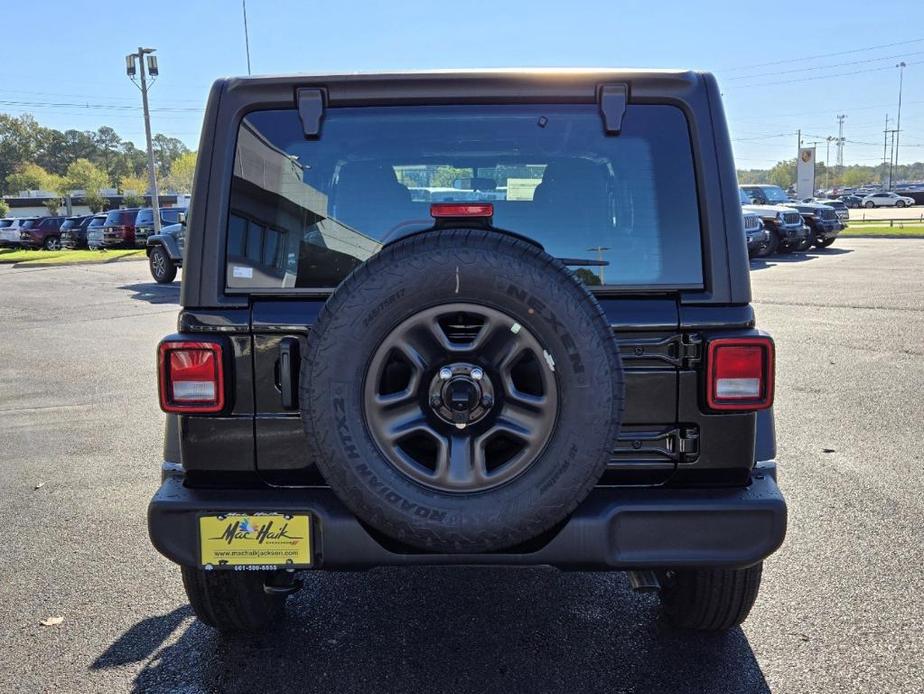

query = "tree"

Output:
[[119, 173, 148, 207], [164, 151, 197, 193], [66, 159, 110, 212], [0, 199, 9, 217], [153, 134, 189, 175], [6, 162, 51, 194], [768, 159, 796, 189], [0, 114, 45, 194]]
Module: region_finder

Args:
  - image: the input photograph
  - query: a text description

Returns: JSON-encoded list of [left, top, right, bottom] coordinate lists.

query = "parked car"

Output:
[[100, 207, 141, 248], [861, 191, 915, 208], [803, 198, 850, 224], [786, 202, 842, 248], [742, 210, 769, 258], [135, 206, 188, 246], [740, 186, 809, 254], [0, 217, 31, 248], [18, 216, 66, 250], [59, 215, 96, 249], [838, 194, 864, 209], [150, 70, 786, 635], [146, 221, 184, 283], [85, 215, 107, 249]]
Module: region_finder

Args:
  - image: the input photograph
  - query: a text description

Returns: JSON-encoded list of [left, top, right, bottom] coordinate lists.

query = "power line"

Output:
[[725, 49, 924, 81], [719, 37, 924, 73], [727, 61, 919, 90]]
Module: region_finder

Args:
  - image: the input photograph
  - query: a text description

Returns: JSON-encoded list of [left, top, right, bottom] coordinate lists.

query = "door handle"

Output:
[[278, 337, 300, 410]]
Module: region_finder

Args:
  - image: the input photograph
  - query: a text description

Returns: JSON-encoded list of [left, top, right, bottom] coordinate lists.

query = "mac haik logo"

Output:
[[209, 517, 303, 545], [800, 149, 814, 163]]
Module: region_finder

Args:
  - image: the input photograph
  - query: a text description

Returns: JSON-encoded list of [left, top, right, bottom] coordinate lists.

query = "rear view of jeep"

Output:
[[148, 70, 786, 634]]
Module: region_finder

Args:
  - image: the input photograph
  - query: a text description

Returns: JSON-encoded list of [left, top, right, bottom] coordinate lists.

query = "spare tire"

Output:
[[301, 229, 624, 552]]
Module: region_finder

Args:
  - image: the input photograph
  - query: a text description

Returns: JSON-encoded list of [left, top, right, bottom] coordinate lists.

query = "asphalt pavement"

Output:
[[0, 239, 921, 693]]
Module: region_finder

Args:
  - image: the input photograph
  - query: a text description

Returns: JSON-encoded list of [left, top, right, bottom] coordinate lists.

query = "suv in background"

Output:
[[18, 216, 66, 250], [100, 208, 141, 248], [149, 70, 786, 635], [0, 217, 30, 248], [862, 191, 915, 208], [85, 215, 107, 249], [787, 201, 842, 248], [740, 186, 808, 254], [135, 206, 188, 246], [146, 220, 185, 283], [742, 209, 768, 258], [59, 215, 96, 249]]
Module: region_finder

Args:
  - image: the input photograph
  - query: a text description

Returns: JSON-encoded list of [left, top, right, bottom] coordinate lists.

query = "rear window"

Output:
[[136, 209, 153, 224], [105, 210, 132, 225], [61, 218, 80, 230], [88, 216, 106, 227], [0, 220, 12, 228], [21, 219, 39, 229], [224, 104, 703, 291]]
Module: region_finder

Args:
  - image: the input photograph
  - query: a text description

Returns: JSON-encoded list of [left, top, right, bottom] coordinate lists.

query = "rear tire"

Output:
[[44, 236, 61, 250], [181, 566, 288, 633], [149, 245, 178, 283], [658, 563, 763, 631], [864, 201, 875, 208]]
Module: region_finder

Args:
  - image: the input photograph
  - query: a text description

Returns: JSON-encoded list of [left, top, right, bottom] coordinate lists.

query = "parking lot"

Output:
[[0, 238, 921, 693]]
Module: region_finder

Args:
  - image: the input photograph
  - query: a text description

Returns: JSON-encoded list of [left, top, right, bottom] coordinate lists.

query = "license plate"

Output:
[[198, 513, 312, 569]]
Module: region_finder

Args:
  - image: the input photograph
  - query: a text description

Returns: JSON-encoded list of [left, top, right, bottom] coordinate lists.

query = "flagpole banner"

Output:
[[797, 147, 816, 200]]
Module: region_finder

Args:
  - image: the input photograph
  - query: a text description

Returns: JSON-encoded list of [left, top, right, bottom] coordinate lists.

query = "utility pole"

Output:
[[835, 114, 846, 180], [888, 129, 897, 191], [893, 62, 906, 186], [125, 47, 161, 233], [883, 114, 891, 185], [825, 137, 834, 191]]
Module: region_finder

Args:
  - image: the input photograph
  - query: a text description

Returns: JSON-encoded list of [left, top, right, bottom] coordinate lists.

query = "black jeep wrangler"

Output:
[[148, 70, 786, 634]]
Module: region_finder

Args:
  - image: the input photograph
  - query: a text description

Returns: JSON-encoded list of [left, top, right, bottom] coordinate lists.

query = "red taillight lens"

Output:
[[158, 341, 224, 413], [430, 203, 494, 218], [706, 337, 774, 411]]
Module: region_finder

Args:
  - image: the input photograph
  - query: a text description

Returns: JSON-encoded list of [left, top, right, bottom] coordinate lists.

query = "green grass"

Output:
[[0, 248, 146, 265], [841, 225, 924, 238]]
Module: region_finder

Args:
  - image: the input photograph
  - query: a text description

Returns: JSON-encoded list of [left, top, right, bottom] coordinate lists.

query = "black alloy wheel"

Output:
[[364, 303, 558, 493]]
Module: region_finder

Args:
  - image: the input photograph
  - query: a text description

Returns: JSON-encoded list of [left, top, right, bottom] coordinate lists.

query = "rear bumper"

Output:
[[148, 462, 787, 571]]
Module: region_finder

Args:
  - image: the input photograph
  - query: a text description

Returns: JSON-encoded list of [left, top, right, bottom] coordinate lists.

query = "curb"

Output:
[[6, 255, 147, 269]]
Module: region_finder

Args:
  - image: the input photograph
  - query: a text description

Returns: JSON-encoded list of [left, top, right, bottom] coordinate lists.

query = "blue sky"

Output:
[[2, 0, 922, 168]]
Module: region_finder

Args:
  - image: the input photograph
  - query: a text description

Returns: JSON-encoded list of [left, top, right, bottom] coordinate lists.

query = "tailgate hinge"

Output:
[[297, 88, 326, 138], [679, 334, 703, 367], [614, 426, 700, 463]]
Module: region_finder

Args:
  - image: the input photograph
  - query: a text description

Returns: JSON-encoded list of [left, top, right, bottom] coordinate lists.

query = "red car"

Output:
[[18, 216, 66, 250], [100, 208, 141, 248]]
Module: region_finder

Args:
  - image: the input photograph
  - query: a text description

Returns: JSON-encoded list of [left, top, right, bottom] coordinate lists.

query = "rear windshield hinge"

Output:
[[680, 334, 702, 367], [598, 83, 628, 135], [297, 88, 326, 138]]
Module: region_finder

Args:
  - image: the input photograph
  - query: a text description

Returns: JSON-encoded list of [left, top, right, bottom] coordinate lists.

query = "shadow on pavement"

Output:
[[118, 281, 180, 305], [750, 245, 852, 271], [93, 569, 770, 693]]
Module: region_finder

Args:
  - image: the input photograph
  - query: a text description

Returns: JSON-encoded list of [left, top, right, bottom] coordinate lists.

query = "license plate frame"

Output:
[[198, 513, 312, 570]]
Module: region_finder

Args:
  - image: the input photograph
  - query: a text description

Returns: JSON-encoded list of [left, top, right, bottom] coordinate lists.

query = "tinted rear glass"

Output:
[[225, 104, 703, 291], [21, 219, 39, 229], [0, 220, 12, 228], [105, 210, 132, 225], [88, 216, 106, 227]]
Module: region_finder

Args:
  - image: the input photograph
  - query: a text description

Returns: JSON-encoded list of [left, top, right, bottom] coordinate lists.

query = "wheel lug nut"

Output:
[[430, 394, 442, 407], [439, 367, 452, 380], [481, 395, 493, 407], [470, 367, 484, 380]]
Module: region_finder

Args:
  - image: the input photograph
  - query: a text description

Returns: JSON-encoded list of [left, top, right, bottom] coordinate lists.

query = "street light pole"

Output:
[[126, 47, 161, 233], [893, 62, 906, 188], [242, 0, 252, 75]]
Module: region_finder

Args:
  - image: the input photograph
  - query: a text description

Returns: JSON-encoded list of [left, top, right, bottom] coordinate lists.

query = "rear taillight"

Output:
[[430, 203, 494, 218], [158, 341, 225, 413], [706, 337, 774, 411]]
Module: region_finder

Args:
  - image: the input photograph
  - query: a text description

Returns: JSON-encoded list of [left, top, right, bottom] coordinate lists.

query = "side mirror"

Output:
[[177, 212, 187, 226]]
